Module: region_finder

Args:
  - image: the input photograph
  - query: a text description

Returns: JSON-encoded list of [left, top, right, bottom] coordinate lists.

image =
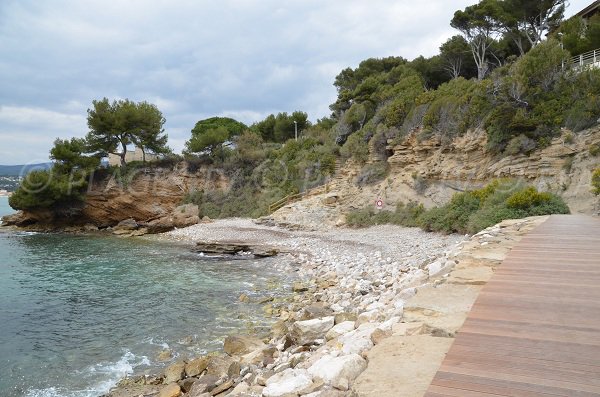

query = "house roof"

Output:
[[577, 0, 600, 19]]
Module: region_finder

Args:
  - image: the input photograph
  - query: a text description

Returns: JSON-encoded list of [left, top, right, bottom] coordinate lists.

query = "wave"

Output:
[[25, 351, 149, 397]]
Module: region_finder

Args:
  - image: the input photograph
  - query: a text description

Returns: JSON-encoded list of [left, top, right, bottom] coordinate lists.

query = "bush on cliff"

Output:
[[9, 169, 88, 210], [9, 138, 100, 211], [345, 180, 570, 234], [592, 169, 600, 196]]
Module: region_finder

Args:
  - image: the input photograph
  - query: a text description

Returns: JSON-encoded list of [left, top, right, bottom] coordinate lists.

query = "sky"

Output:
[[0, 0, 591, 164]]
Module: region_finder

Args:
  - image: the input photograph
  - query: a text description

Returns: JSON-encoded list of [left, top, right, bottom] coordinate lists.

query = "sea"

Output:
[[0, 196, 290, 397]]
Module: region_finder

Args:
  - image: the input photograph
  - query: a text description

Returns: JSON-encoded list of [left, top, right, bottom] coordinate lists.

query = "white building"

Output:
[[107, 146, 159, 166]]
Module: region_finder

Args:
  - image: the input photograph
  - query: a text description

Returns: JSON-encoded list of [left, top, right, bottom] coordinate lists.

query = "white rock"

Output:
[[356, 310, 380, 326], [292, 317, 335, 345], [307, 354, 367, 385], [325, 321, 355, 341], [337, 324, 377, 355], [378, 316, 401, 332], [397, 287, 417, 300], [392, 299, 405, 316], [263, 368, 314, 397], [365, 301, 385, 311]]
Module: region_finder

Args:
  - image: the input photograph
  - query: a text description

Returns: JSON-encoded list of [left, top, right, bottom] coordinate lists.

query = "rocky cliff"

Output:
[[268, 127, 600, 229], [4, 127, 599, 232], [2, 163, 228, 231]]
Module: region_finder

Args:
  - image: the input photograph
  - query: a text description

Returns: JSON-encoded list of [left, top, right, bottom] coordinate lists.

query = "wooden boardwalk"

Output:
[[425, 215, 600, 397]]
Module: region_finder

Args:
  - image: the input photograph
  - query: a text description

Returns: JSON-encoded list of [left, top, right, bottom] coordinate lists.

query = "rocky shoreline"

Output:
[[103, 218, 479, 397], [1, 213, 546, 397]]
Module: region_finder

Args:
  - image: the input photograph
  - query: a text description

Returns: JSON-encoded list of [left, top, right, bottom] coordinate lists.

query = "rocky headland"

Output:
[[105, 216, 545, 397]]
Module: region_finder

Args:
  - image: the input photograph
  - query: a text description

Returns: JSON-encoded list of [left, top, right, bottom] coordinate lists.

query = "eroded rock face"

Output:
[[4, 162, 228, 231], [269, 127, 600, 229]]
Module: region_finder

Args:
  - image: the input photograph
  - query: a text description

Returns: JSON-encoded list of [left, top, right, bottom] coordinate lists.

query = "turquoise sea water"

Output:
[[0, 197, 289, 397]]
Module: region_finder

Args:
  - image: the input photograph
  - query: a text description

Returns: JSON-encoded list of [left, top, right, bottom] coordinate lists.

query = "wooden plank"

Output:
[[425, 215, 600, 397]]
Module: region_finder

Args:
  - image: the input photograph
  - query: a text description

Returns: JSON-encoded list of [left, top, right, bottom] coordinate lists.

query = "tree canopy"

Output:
[[251, 111, 310, 143], [556, 14, 600, 56], [86, 98, 169, 166], [185, 126, 229, 156], [191, 117, 248, 139]]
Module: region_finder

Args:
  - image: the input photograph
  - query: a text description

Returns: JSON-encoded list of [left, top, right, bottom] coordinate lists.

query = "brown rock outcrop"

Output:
[[2, 162, 228, 232]]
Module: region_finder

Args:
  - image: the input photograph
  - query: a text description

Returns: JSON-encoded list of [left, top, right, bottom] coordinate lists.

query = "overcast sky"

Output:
[[0, 0, 591, 164]]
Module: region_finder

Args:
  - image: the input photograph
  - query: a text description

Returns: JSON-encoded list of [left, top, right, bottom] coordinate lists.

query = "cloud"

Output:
[[0, 0, 586, 163]]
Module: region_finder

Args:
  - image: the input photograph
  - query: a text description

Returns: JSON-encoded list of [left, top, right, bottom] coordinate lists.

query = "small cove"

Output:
[[0, 198, 291, 397]]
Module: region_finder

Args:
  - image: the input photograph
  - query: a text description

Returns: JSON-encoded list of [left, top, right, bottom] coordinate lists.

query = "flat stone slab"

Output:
[[353, 335, 454, 397], [403, 284, 481, 334], [194, 241, 279, 257]]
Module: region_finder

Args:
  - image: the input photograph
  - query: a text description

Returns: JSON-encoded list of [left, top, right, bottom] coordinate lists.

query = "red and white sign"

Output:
[[375, 198, 384, 209]]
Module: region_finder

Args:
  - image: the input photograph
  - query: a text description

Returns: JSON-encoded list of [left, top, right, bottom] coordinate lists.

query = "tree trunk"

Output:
[[141, 147, 146, 164], [120, 142, 127, 167]]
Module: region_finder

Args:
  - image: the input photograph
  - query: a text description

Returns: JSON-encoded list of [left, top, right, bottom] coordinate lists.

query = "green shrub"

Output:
[[506, 187, 554, 209], [346, 208, 392, 227], [182, 189, 204, 206], [466, 206, 524, 234], [504, 134, 537, 155], [562, 157, 574, 173], [564, 97, 600, 132], [418, 191, 480, 234], [589, 144, 600, 157], [356, 162, 389, 186], [9, 169, 88, 210], [343, 180, 570, 234], [592, 169, 600, 195], [391, 201, 425, 227], [340, 129, 370, 163], [412, 172, 428, 194]]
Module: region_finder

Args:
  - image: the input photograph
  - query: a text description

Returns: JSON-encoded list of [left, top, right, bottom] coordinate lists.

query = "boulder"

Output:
[[114, 218, 139, 231], [356, 310, 381, 326], [194, 241, 278, 257], [142, 218, 175, 234], [298, 303, 330, 320], [185, 357, 209, 377], [325, 321, 355, 341], [158, 383, 181, 397], [187, 375, 219, 396], [303, 390, 346, 397], [307, 354, 367, 385], [228, 361, 241, 378], [240, 345, 276, 366], [205, 355, 235, 378], [224, 335, 266, 356], [172, 204, 200, 228], [291, 317, 335, 345], [1, 211, 37, 227], [83, 223, 99, 231], [177, 377, 197, 393], [370, 328, 391, 345], [292, 281, 309, 292], [334, 312, 357, 325], [157, 349, 173, 361], [164, 361, 186, 384], [209, 379, 233, 395], [262, 368, 314, 397], [337, 323, 378, 355]]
